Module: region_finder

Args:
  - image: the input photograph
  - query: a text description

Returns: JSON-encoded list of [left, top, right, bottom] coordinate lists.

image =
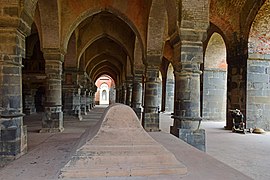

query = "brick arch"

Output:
[[93, 66, 118, 85], [38, 0, 60, 50], [82, 37, 127, 75], [78, 34, 132, 70], [60, 1, 149, 59], [165, 0, 178, 37], [86, 54, 123, 77], [76, 12, 135, 65], [248, 0, 270, 55], [205, 32, 227, 70], [147, 0, 167, 57]]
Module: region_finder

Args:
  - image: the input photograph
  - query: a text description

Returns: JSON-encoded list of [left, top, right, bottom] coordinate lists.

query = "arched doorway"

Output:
[[100, 83, 109, 105], [203, 32, 227, 122], [95, 75, 115, 105], [247, 0, 270, 130], [165, 63, 175, 113]]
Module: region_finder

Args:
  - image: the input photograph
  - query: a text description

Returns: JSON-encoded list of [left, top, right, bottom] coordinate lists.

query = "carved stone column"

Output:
[[115, 86, 121, 103], [80, 88, 87, 115], [85, 89, 90, 112], [23, 86, 37, 115], [142, 65, 160, 131], [121, 83, 127, 104], [132, 71, 143, 119], [63, 85, 82, 120], [0, 28, 27, 165], [40, 50, 64, 133], [126, 80, 133, 107]]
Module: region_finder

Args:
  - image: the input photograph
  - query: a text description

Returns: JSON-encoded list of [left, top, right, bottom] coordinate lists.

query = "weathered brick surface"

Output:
[[248, 0, 270, 55]]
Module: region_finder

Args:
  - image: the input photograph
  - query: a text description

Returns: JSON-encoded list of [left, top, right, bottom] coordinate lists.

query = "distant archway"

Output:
[[95, 75, 115, 105], [203, 32, 227, 122], [247, 0, 270, 130], [100, 84, 109, 105], [165, 63, 174, 112]]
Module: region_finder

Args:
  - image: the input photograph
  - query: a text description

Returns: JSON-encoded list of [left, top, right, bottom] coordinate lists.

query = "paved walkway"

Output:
[[0, 106, 268, 179]]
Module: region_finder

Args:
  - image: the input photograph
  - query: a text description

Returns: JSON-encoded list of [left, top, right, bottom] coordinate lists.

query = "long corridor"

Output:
[[0, 105, 263, 179]]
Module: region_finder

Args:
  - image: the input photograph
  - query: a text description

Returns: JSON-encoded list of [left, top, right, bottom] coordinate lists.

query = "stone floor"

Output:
[[0, 105, 268, 179]]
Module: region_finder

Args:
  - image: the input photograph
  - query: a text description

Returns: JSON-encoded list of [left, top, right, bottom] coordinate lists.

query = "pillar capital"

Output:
[[43, 48, 65, 62]]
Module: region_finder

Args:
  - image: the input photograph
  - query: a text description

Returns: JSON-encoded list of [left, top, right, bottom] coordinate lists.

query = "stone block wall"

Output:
[[247, 59, 270, 130], [203, 69, 227, 121], [165, 79, 174, 112]]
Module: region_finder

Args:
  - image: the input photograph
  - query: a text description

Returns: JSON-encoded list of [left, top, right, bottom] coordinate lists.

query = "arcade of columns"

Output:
[[1, 0, 269, 165]]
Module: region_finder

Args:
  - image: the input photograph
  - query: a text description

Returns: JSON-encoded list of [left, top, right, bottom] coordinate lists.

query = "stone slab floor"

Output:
[[0, 106, 267, 179]]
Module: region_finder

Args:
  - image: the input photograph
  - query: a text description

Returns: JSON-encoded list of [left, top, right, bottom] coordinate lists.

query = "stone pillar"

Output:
[[63, 85, 82, 120], [115, 86, 121, 103], [142, 65, 160, 132], [0, 28, 27, 165], [132, 72, 143, 119], [85, 89, 90, 112], [226, 60, 246, 129], [121, 83, 127, 104], [168, 0, 208, 151], [157, 77, 162, 112], [126, 82, 133, 106], [89, 90, 93, 110], [40, 50, 64, 133], [80, 89, 87, 115], [23, 87, 37, 115], [92, 85, 97, 108]]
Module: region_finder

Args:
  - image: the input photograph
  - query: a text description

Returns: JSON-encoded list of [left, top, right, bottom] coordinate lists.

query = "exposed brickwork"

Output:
[[248, 0, 270, 55], [203, 33, 227, 121]]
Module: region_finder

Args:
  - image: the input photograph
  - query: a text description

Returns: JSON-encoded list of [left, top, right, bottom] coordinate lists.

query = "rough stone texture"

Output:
[[0, 117, 27, 167], [143, 66, 160, 132], [165, 78, 174, 112], [171, 70, 202, 137], [125, 82, 132, 106], [132, 73, 143, 119], [226, 62, 246, 129], [203, 32, 227, 122], [62, 86, 82, 120], [203, 69, 227, 121], [0, 28, 27, 165], [179, 129, 205, 152], [40, 51, 64, 132], [247, 59, 270, 130], [59, 104, 187, 179], [80, 89, 87, 115], [246, 0, 270, 131]]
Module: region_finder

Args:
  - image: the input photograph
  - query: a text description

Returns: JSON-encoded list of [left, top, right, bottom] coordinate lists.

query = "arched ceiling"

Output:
[[210, 0, 266, 42], [82, 37, 128, 81], [66, 11, 135, 84]]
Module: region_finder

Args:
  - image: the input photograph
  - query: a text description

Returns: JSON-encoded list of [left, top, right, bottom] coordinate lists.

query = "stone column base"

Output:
[[179, 129, 205, 152], [0, 117, 27, 167], [40, 107, 64, 133], [142, 112, 160, 132]]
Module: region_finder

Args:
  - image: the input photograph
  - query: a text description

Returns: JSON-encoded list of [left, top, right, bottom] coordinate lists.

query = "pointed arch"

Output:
[[203, 32, 227, 121]]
